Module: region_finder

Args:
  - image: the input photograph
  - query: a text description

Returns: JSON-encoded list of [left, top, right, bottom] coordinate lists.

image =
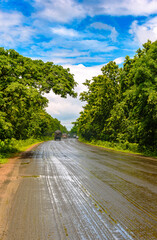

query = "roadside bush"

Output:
[[0, 138, 18, 153], [80, 138, 141, 154]]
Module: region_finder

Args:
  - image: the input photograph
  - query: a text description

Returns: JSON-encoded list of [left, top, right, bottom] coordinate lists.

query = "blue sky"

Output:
[[1, 0, 157, 129]]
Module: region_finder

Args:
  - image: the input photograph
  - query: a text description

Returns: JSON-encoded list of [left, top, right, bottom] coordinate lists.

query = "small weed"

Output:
[[21, 175, 40, 178]]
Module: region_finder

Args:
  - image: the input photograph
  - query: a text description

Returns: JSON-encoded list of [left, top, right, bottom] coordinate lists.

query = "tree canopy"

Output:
[[77, 40, 157, 150], [0, 48, 77, 140]]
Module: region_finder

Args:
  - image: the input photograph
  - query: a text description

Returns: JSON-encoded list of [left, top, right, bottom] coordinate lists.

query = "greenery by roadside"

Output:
[[0, 136, 59, 164], [0, 138, 43, 164], [0, 48, 77, 164], [76, 40, 157, 155], [79, 137, 157, 158], [0, 48, 76, 141]]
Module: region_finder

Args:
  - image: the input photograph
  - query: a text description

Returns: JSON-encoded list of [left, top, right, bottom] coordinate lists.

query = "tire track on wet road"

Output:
[[1, 139, 156, 239]]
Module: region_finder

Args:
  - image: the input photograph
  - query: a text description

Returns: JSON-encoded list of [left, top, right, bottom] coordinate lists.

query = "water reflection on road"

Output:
[[2, 139, 157, 239]]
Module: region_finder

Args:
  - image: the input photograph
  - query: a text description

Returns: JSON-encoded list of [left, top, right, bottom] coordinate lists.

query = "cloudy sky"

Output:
[[1, 0, 157, 129]]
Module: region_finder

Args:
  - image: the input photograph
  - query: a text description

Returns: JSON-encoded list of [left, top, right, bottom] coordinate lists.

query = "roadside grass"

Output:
[[0, 155, 9, 164], [0, 137, 53, 164], [79, 138, 157, 158]]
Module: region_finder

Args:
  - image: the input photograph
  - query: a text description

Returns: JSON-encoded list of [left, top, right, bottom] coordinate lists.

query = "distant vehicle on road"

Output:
[[62, 133, 68, 139], [54, 130, 62, 141]]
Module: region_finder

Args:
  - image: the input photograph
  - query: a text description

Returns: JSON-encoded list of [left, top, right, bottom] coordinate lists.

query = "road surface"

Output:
[[0, 139, 157, 239]]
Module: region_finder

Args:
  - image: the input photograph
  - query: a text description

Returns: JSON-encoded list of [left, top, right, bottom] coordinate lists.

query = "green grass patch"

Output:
[[0, 138, 45, 164], [0, 155, 9, 164], [13, 138, 43, 152], [79, 138, 157, 158]]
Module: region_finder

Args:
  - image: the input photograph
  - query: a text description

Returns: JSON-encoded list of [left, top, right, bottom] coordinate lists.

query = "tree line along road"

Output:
[[0, 139, 156, 239]]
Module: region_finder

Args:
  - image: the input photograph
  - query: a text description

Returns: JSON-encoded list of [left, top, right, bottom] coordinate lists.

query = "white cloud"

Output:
[[0, 11, 22, 29], [63, 64, 103, 92], [114, 57, 125, 64], [45, 57, 125, 130], [46, 94, 82, 117], [90, 22, 118, 41], [52, 49, 88, 58], [41, 38, 117, 53], [45, 59, 124, 130], [129, 16, 157, 45], [34, 0, 157, 22], [85, 0, 157, 16], [51, 27, 79, 37], [45, 63, 103, 129], [78, 39, 117, 52], [0, 11, 34, 47], [51, 56, 108, 65], [34, 0, 85, 23], [34, 38, 117, 65]]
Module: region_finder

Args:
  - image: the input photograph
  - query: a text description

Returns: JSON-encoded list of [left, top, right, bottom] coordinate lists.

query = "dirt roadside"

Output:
[[0, 143, 41, 239]]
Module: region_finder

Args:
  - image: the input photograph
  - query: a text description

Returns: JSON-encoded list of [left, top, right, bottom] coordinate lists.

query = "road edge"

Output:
[[0, 142, 42, 239], [78, 140, 157, 161]]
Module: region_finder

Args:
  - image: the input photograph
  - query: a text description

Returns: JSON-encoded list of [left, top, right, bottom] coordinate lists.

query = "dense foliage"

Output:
[[0, 48, 76, 142], [69, 123, 78, 137], [77, 41, 157, 152]]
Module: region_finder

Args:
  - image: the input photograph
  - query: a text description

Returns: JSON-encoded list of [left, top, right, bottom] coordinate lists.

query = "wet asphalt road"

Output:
[[0, 139, 157, 240]]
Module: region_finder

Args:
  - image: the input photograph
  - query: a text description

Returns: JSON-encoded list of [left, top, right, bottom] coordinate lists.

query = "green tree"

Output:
[[70, 123, 78, 135], [78, 61, 120, 140], [103, 40, 157, 148], [124, 40, 157, 147], [0, 48, 77, 140], [77, 40, 157, 150]]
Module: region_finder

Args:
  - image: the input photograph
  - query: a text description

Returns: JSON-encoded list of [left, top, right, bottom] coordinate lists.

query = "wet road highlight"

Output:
[[0, 139, 157, 239]]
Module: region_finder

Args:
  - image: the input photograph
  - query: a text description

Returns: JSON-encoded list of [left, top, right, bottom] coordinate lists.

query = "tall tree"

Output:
[[78, 61, 120, 140], [77, 40, 157, 150], [0, 48, 77, 140]]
